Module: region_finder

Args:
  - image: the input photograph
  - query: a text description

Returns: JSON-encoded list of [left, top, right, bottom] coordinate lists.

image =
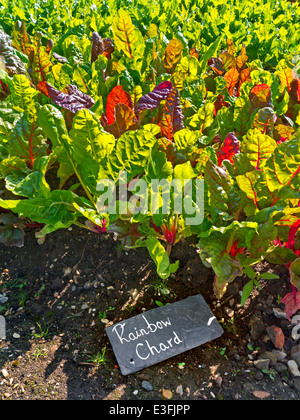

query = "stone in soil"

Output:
[[288, 360, 300, 377], [266, 326, 285, 349], [141, 381, 153, 391]]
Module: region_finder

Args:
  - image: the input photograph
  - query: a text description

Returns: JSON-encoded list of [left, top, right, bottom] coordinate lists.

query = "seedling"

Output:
[[86, 347, 107, 367], [241, 268, 279, 307]]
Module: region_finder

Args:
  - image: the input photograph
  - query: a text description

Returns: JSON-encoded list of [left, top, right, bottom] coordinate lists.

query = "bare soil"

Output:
[[0, 226, 299, 400]]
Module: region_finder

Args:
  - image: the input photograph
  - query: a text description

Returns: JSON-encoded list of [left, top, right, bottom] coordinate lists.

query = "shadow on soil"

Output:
[[0, 226, 298, 400]]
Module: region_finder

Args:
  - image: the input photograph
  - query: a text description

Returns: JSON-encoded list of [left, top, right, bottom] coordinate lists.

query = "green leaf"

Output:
[[112, 9, 145, 67], [259, 272, 280, 280], [8, 112, 48, 169], [241, 279, 254, 306], [69, 109, 115, 163], [198, 36, 223, 75], [264, 138, 300, 193], [104, 129, 157, 182], [0, 190, 78, 237], [144, 236, 179, 280], [188, 102, 214, 132], [240, 128, 277, 170], [204, 160, 244, 219], [10, 74, 37, 113]]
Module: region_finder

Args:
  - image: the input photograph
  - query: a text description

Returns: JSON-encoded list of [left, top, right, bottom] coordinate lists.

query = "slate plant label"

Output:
[[106, 294, 224, 375]]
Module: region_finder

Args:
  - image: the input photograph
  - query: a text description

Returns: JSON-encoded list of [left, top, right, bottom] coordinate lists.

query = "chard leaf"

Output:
[[112, 9, 145, 61], [10, 74, 37, 112], [144, 236, 179, 280], [104, 103, 138, 138], [264, 138, 300, 193], [32, 32, 51, 85], [0, 190, 78, 237], [159, 87, 184, 140], [135, 81, 173, 114], [204, 159, 243, 219], [69, 108, 115, 162], [37, 82, 94, 113], [163, 39, 183, 75], [8, 112, 48, 169], [104, 129, 157, 181], [217, 132, 240, 166], [240, 128, 277, 170], [106, 85, 133, 125]]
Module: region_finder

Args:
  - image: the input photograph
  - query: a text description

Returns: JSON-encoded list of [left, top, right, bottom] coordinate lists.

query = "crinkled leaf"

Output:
[[32, 32, 51, 85], [10, 74, 37, 112], [69, 109, 115, 162], [240, 128, 277, 170], [0, 29, 27, 76], [163, 39, 183, 74], [188, 102, 214, 132], [106, 85, 133, 125], [0, 190, 78, 237], [217, 132, 240, 166], [135, 81, 173, 113], [8, 112, 48, 169], [249, 84, 272, 110], [112, 9, 145, 61], [103, 129, 157, 181], [264, 138, 300, 193], [104, 103, 138, 138], [204, 159, 244, 219], [37, 82, 94, 113], [91, 31, 103, 63]]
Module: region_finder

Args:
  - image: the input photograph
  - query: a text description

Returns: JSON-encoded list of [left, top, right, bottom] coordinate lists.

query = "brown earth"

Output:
[[0, 225, 299, 400]]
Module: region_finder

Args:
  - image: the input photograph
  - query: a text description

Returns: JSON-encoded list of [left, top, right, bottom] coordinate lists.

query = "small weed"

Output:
[[31, 322, 51, 340], [86, 347, 107, 367], [31, 347, 48, 361], [262, 368, 277, 380]]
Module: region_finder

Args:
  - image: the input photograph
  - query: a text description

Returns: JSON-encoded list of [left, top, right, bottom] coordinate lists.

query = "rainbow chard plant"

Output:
[[1, 2, 300, 320]]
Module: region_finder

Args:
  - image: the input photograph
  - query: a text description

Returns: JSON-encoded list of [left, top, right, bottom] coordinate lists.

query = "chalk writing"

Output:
[[106, 294, 224, 375]]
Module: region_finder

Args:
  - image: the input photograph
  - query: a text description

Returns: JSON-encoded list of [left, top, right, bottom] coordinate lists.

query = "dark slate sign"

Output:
[[106, 294, 224, 375]]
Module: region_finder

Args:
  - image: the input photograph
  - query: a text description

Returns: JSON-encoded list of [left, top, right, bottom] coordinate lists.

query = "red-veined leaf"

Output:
[[281, 290, 300, 320], [106, 86, 133, 125], [104, 103, 138, 138], [217, 132, 240, 165], [276, 67, 293, 93], [219, 52, 236, 71], [274, 124, 295, 144], [32, 32, 51, 85], [224, 67, 239, 96], [163, 39, 183, 74], [249, 83, 272, 109], [160, 87, 184, 136], [236, 44, 248, 70]]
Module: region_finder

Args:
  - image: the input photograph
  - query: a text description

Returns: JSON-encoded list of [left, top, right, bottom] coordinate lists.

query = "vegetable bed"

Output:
[[0, 1, 300, 397]]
